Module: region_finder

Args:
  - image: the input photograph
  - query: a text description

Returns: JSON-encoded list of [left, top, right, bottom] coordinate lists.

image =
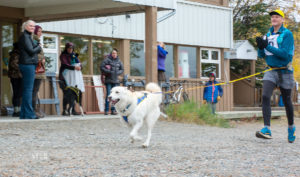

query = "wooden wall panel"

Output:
[[38, 75, 234, 115]]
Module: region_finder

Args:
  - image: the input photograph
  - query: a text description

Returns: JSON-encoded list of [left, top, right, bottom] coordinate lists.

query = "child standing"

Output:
[[203, 73, 223, 114]]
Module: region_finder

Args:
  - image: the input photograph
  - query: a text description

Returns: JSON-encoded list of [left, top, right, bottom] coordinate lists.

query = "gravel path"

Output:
[[0, 117, 299, 176]]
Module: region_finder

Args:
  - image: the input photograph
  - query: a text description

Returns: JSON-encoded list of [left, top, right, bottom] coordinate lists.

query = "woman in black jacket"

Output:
[[100, 48, 124, 115], [18, 20, 41, 119]]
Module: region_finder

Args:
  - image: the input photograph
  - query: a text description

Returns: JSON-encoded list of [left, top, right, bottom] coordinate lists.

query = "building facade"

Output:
[[1, 0, 233, 115]]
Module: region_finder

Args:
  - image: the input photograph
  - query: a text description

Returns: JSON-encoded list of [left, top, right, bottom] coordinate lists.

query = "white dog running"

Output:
[[108, 83, 162, 147]]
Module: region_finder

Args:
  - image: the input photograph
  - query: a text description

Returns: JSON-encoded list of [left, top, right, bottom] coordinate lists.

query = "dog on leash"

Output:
[[108, 82, 162, 148], [62, 86, 84, 116]]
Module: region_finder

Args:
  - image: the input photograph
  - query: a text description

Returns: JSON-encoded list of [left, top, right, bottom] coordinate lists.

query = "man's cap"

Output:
[[269, 9, 285, 18]]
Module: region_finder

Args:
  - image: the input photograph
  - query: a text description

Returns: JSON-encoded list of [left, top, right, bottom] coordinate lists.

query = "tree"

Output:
[[230, 0, 300, 85]]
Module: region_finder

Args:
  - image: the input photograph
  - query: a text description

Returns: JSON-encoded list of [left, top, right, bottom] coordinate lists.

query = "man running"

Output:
[[255, 9, 296, 143]]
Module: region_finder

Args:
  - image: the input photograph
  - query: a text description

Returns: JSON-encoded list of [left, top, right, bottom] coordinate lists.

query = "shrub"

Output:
[[165, 101, 231, 128]]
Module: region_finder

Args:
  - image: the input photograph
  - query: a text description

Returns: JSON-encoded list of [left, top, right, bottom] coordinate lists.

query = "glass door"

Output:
[[1, 22, 18, 106]]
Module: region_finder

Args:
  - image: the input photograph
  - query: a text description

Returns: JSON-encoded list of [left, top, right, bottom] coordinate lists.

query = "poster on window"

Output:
[[179, 51, 190, 78]]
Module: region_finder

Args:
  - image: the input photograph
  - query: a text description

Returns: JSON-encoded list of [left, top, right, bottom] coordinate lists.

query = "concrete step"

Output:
[[217, 110, 286, 120], [233, 107, 285, 111]]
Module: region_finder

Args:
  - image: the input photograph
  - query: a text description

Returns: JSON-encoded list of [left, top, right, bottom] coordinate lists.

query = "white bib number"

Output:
[[264, 34, 279, 56]]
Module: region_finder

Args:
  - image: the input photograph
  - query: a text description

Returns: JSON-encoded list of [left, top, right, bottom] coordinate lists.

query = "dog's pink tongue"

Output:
[[111, 100, 117, 105]]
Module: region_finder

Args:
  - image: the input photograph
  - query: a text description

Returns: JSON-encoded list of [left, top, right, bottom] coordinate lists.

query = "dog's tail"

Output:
[[146, 82, 162, 104]]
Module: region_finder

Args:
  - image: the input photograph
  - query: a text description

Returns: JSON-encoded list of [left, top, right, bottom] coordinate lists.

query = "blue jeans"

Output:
[[19, 64, 36, 119], [105, 83, 119, 112], [208, 102, 217, 114]]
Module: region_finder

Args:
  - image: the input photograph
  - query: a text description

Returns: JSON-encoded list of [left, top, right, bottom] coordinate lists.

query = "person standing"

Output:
[[203, 73, 223, 114], [58, 42, 82, 115], [255, 9, 296, 143], [32, 25, 46, 118], [8, 42, 22, 117], [157, 42, 168, 86], [100, 48, 124, 115], [18, 20, 42, 119]]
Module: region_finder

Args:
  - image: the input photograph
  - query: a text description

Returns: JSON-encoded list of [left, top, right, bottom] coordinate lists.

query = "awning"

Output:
[[0, 0, 175, 22]]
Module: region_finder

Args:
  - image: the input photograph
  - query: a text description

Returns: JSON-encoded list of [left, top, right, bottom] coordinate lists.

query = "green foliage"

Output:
[[231, 0, 300, 86], [44, 55, 53, 71], [233, 2, 271, 42], [130, 42, 143, 59], [165, 101, 231, 128], [92, 40, 118, 75], [230, 0, 277, 82], [230, 60, 251, 76]]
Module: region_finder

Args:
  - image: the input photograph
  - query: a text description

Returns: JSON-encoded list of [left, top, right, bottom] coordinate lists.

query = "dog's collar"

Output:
[[122, 93, 148, 123], [122, 116, 129, 123], [120, 104, 131, 114]]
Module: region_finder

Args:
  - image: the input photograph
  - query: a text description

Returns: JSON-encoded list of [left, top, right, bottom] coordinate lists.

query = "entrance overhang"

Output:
[[0, 0, 175, 22]]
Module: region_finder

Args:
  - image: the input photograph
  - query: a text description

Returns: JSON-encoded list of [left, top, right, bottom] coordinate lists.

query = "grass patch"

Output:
[[165, 101, 231, 128]]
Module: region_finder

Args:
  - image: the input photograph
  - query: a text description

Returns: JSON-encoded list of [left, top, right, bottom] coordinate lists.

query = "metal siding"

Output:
[[113, 0, 175, 9], [39, 1, 232, 48]]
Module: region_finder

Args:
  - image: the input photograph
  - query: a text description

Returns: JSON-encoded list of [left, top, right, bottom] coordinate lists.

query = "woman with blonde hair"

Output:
[[18, 20, 42, 119]]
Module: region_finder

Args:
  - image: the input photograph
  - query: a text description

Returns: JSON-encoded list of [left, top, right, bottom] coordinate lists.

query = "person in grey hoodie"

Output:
[[100, 48, 124, 115]]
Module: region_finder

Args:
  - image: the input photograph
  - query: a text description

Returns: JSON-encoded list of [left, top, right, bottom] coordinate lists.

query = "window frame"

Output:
[[59, 35, 90, 75], [129, 40, 145, 77], [200, 48, 221, 80], [178, 45, 197, 79], [92, 38, 118, 75], [40, 33, 59, 74]]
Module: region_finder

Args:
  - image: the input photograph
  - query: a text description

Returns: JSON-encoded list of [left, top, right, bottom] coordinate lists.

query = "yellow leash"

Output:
[[163, 67, 287, 94]]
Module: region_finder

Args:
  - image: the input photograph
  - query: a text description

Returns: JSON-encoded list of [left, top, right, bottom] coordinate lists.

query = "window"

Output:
[[130, 42, 174, 78], [1, 23, 17, 106], [93, 39, 119, 75], [178, 46, 197, 78], [1, 24, 15, 75], [165, 44, 174, 78], [41, 34, 58, 73], [60, 36, 89, 74], [201, 48, 221, 79], [201, 50, 209, 60], [130, 41, 144, 76]]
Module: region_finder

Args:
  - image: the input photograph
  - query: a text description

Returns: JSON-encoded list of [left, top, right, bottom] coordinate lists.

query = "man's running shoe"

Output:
[[288, 126, 296, 143], [256, 127, 272, 139]]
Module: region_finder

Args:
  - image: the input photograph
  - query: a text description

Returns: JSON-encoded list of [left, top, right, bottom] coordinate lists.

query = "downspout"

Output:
[[224, 8, 234, 83], [135, 1, 176, 23], [230, 8, 233, 49], [157, 9, 176, 23]]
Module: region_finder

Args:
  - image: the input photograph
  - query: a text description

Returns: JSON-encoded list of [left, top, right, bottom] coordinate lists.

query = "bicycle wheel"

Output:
[[182, 92, 190, 102]]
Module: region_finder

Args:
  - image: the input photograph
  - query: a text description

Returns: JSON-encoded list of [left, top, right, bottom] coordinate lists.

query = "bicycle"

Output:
[[123, 74, 146, 89], [123, 75, 189, 106], [161, 80, 190, 106]]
